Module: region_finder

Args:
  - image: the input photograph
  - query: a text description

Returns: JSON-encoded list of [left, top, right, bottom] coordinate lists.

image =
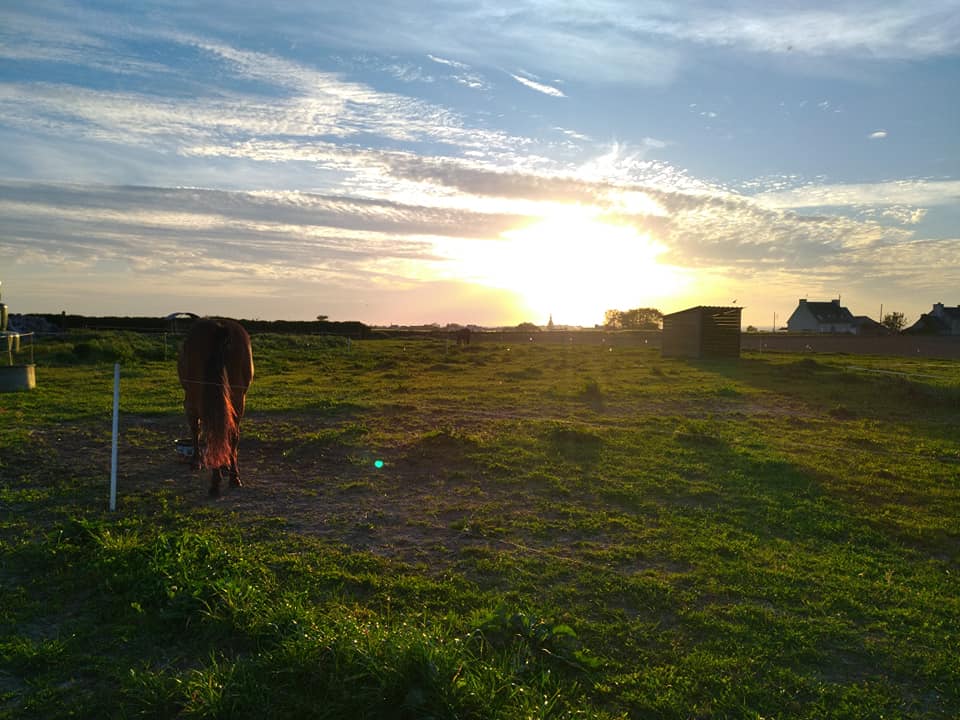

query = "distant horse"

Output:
[[454, 327, 471, 345], [177, 318, 254, 497]]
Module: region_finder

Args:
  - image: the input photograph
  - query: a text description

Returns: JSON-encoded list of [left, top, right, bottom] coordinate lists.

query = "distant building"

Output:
[[851, 315, 890, 336], [904, 303, 960, 335], [786, 299, 857, 334], [662, 306, 741, 359], [164, 311, 199, 333]]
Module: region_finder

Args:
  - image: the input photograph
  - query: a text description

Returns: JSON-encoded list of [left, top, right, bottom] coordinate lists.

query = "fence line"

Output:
[[742, 333, 960, 359], [844, 365, 953, 382]]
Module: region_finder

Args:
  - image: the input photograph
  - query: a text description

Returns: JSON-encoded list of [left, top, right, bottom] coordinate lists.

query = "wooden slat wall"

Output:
[[662, 308, 701, 357], [662, 306, 741, 358]]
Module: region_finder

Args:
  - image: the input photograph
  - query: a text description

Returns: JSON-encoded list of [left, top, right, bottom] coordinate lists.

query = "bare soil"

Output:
[[29, 412, 567, 570]]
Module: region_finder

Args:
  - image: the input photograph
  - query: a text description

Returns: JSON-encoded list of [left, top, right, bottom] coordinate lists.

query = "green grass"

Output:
[[1, 333, 958, 718]]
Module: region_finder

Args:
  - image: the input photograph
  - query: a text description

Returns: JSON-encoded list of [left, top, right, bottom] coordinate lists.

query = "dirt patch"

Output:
[[20, 393, 817, 572], [22, 413, 575, 570]]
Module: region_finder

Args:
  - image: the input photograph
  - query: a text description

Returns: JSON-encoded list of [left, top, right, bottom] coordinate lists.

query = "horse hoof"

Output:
[[230, 477, 243, 488]]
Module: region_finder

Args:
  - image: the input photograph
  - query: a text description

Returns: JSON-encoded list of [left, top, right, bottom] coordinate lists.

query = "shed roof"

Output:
[[164, 312, 199, 320], [663, 305, 741, 318]]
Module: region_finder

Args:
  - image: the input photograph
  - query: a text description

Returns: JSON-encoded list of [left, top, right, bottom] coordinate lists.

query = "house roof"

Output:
[[935, 305, 960, 321], [905, 304, 960, 334], [905, 314, 950, 335], [852, 315, 889, 335], [801, 301, 855, 324]]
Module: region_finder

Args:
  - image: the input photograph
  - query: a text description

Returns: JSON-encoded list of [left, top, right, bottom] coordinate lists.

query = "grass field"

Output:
[[1, 331, 958, 718]]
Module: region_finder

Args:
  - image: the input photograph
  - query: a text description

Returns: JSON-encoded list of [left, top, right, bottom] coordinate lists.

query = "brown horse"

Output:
[[177, 318, 254, 497]]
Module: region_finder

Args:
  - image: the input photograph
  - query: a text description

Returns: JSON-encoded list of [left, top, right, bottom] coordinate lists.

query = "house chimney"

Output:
[[933, 302, 944, 317], [831, 299, 840, 306]]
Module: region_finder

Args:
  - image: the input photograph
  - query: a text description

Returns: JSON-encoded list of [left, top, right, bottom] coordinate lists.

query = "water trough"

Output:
[[0, 282, 37, 392]]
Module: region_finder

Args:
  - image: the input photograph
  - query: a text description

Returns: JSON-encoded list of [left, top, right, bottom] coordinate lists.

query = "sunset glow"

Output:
[[438, 206, 689, 325]]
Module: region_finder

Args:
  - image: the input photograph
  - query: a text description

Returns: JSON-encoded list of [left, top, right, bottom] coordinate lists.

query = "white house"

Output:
[[786, 299, 857, 334]]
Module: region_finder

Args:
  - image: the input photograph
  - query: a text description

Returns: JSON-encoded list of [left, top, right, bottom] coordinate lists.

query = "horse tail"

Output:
[[201, 325, 238, 469]]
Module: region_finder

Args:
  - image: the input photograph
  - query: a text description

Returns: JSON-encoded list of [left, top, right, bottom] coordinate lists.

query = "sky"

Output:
[[1, 1, 958, 329]]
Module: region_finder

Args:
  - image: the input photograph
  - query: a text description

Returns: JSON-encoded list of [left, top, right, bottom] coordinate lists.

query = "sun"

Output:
[[444, 205, 688, 326]]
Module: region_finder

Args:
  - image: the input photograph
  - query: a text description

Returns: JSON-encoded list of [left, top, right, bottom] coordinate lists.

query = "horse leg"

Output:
[[188, 413, 203, 471], [210, 426, 240, 496], [228, 427, 243, 488], [228, 390, 247, 489]]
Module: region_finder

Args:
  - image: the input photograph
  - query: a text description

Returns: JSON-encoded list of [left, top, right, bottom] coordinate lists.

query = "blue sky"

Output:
[[1, 1, 958, 328]]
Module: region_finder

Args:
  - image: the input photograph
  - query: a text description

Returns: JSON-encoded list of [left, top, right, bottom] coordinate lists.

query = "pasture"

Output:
[[1, 332, 958, 719]]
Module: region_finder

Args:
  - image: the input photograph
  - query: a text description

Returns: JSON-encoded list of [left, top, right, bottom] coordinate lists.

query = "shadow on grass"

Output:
[[664, 423, 894, 549], [547, 425, 603, 467], [696, 356, 959, 418]]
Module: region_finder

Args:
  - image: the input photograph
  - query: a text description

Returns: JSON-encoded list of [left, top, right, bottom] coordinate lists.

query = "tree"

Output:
[[881, 311, 905, 332], [604, 307, 663, 330], [603, 309, 623, 329], [316, 315, 329, 322], [516, 322, 541, 332]]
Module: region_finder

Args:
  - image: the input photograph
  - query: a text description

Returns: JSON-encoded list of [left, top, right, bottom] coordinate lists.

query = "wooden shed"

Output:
[[661, 306, 742, 359]]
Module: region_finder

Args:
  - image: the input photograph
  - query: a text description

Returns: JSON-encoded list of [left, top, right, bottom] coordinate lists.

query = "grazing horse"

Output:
[[177, 318, 254, 497], [454, 327, 471, 345]]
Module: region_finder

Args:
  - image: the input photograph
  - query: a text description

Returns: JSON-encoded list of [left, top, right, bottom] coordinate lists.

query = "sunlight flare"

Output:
[[437, 205, 689, 325]]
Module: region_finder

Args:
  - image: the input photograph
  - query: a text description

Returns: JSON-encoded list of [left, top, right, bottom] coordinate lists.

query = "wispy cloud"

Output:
[[664, 3, 960, 60], [869, 130, 888, 139], [423, 53, 490, 88], [0, 180, 520, 277], [6, 2, 957, 98], [427, 54, 468, 69], [755, 179, 960, 209], [0, 39, 530, 171], [510, 73, 566, 97], [0, 152, 927, 285]]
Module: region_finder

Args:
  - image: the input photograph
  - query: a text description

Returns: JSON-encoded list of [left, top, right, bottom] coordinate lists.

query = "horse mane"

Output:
[[201, 322, 238, 469]]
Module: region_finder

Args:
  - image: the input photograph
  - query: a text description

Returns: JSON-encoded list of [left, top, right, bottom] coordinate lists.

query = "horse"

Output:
[[454, 327, 471, 345], [177, 318, 254, 497]]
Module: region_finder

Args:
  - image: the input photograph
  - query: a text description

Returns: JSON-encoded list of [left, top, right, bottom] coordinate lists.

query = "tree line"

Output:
[[603, 307, 663, 330]]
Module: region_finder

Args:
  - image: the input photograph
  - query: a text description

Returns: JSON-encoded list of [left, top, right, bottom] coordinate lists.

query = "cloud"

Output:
[[0, 37, 532, 173], [869, 130, 888, 139], [880, 206, 926, 225], [0, 179, 526, 275], [427, 54, 468, 69], [668, 3, 960, 60], [1, 155, 919, 292], [5, 1, 958, 111], [382, 62, 435, 84], [754, 179, 960, 209], [509, 73, 566, 97], [355, 152, 926, 276], [553, 127, 592, 142], [0, 5, 170, 77]]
